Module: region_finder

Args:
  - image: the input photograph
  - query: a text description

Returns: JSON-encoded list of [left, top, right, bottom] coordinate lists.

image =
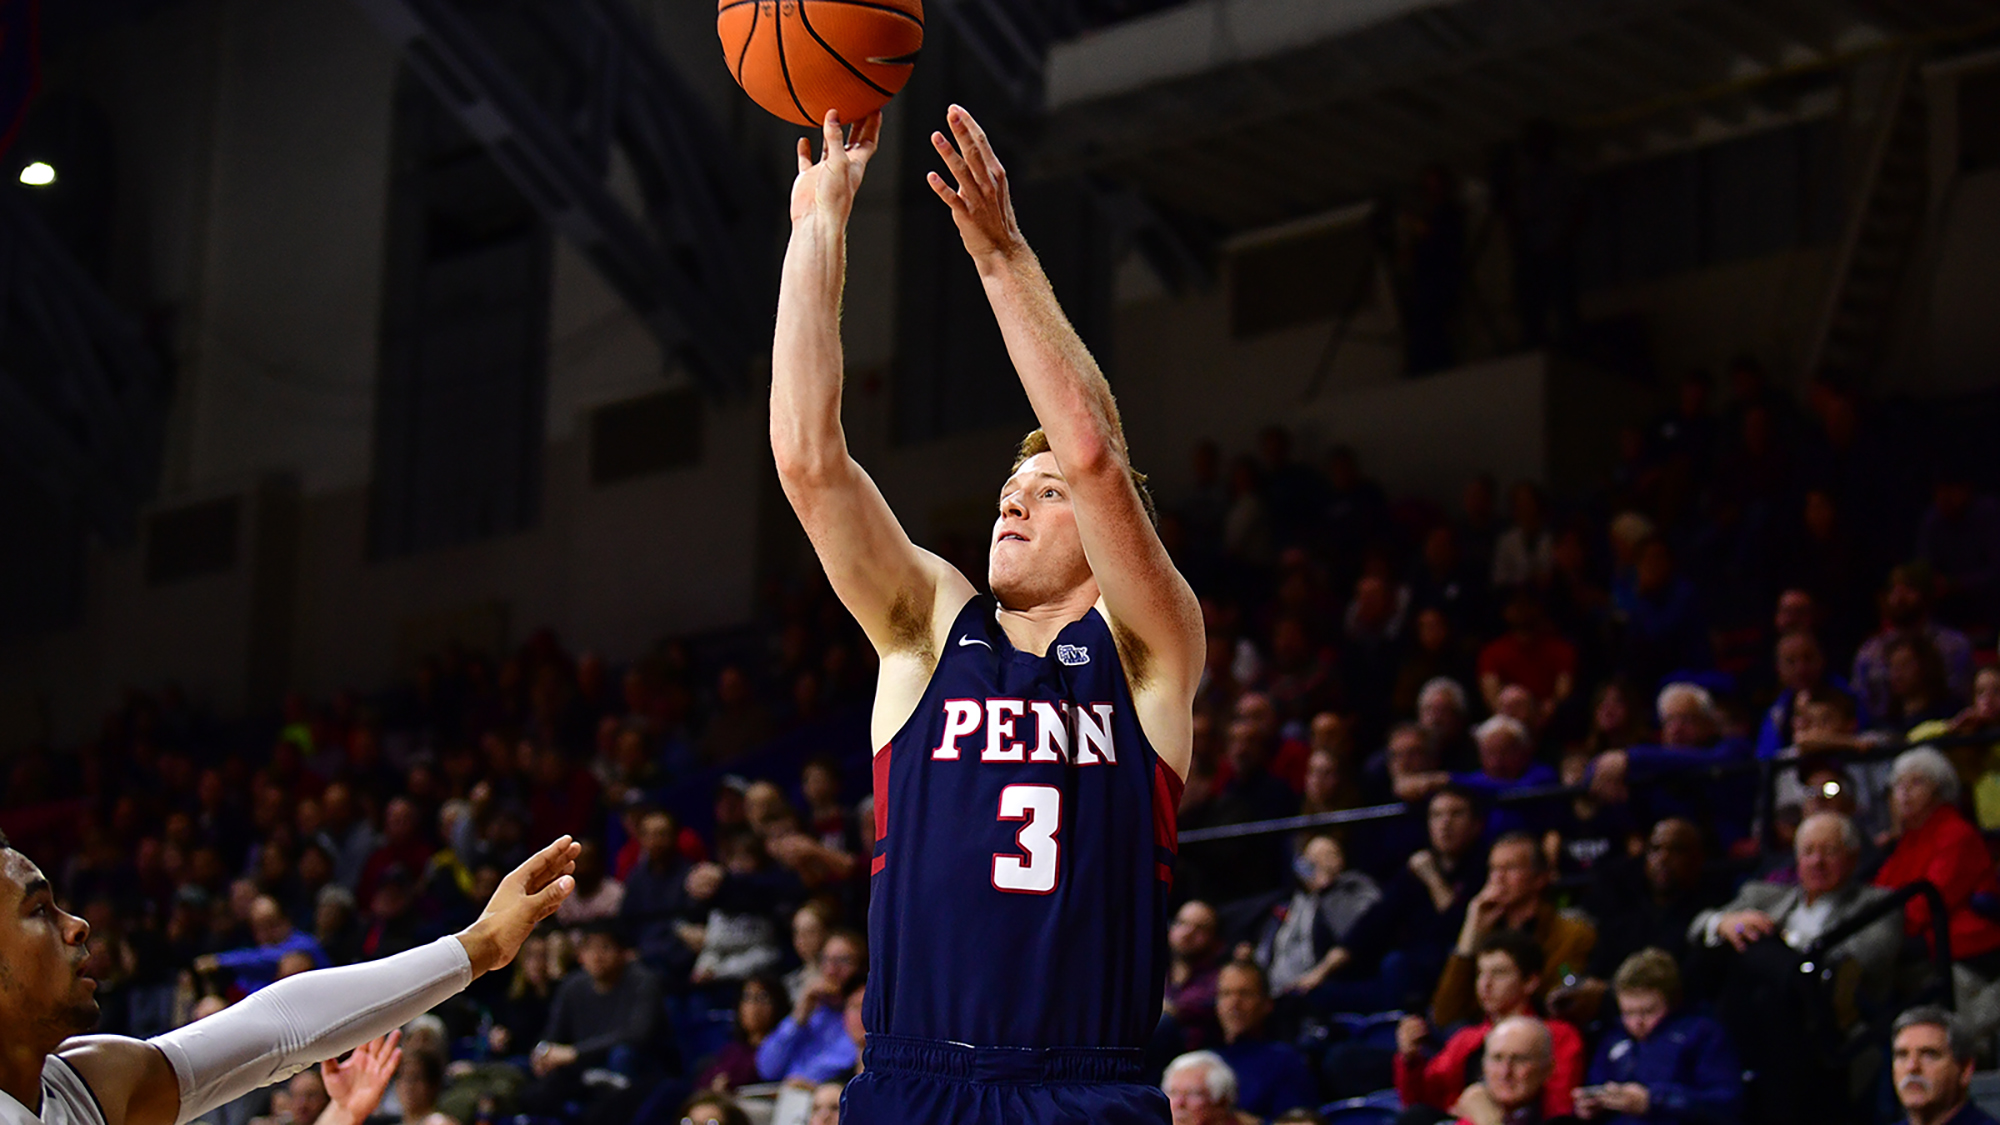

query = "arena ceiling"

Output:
[[1016, 0, 2000, 231]]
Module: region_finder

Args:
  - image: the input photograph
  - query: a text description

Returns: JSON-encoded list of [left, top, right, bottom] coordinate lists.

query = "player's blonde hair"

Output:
[[1012, 429, 1158, 527]]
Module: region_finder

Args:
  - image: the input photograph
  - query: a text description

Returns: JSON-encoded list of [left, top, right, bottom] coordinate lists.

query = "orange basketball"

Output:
[[718, 0, 923, 128]]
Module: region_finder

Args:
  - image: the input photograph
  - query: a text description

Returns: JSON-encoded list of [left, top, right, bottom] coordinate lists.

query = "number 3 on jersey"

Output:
[[993, 784, 1061, 894]]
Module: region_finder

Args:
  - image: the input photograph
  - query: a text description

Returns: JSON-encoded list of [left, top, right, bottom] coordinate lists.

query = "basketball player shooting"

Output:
[[773, 105, 1204, 1124], [0, 832, 578, 1125]]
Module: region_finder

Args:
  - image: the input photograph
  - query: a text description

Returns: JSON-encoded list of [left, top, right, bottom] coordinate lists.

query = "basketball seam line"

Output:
[[774, 5, 814, 126], [739, 0, 919, 29], [796, 2, 898, 100], [732, 0, 760, 87]]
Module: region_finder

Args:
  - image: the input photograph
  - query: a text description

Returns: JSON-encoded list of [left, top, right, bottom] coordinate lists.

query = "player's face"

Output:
[[989, 453, 1093, 610], [0, 850, 98, 1049]]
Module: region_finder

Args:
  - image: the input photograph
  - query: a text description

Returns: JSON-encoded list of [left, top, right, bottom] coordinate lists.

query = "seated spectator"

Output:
[[1874, 748, 2000, 968], [1768, 688, 1893, 842], [1612, 537, 1710, 693], [1755, 630, 1862, 759], [1165, 900, 1227, 1049], [1390, 723, 1451, 805], [1575, 949, 1740, 1125], [1919, 666, 2000, 829], [1691, 811, 1898, 991], [757, 929, 865, 1086], [1689, 811, 1899, 1124], [524, 921, 668, 1125], [1479, 592, 1577, 728], [809, 1080, 846, 1125], [1247, 834, 1380, 1002], [1878, 634, 1962, 736], [1455, 717, 1558, 834], [1397, 931, 1585, 1121], [683, 832, 796, 986], [1493, 481, 1556, 592], [1395, 606, 1480, 719], [1298, 716, 1364, 826], [1555, 820, 1721, 1027], [1448, 1016, 1568, 1125], [1852, 567, 1974, 724], [784, 901, 833, 1004], [675, 1092, 753, 1125], [1432, 832, 1597, 1028], [357, 797, 436, 906], [1914, 461, 2000, 633], [1587, 684, 1754, 844], [1892, 1006, 1999, 1125], [1212, 961, 1318, 1122], [695, 974, 783, 1093], [553, 838, 625, 926], [1336, 786, 1486, 1014], [193, 894, 327, 995], [619, 806, 694, 977], [484, 930, 561, 1059], [1417, 676, 1478, 773], [1163, 1051, 1239, 1125], [1493, 684, 1544, 742]]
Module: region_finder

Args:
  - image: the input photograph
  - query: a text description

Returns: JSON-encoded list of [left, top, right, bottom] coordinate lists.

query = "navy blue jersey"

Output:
[[865, 595, 1183, 1050]]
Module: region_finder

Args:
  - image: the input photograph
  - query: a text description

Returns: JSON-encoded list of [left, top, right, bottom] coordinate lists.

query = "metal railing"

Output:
[[1177, 731, 1999, 847]]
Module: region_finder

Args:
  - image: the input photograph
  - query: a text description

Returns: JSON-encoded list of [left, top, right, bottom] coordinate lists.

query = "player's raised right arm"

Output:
[[773, 111, 972, 655]]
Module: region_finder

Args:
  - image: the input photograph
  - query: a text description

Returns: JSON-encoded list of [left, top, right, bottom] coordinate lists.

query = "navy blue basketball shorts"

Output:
[[841, 1035, 1169, 1125]]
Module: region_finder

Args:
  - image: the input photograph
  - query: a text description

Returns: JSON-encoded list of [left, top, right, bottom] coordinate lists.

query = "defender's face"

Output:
[[989, 453, 1091, 609], [0, 850, 98, 1046]]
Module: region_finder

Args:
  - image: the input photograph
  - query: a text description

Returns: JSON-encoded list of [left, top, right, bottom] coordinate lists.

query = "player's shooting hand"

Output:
[[927, 105, 1025, 269], [319, 1031, 401, 1125], [791, 110, 882, 227], [456, 835, 579, 977]]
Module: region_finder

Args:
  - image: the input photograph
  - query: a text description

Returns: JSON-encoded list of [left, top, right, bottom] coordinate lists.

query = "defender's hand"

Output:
[[320, 1031, 401, 1125], [791, 111, 882, 227], [456, 835, 579, 977], [926, 104, 1025, 268]]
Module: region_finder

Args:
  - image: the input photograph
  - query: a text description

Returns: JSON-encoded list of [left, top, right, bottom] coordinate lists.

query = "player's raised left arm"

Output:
[[927, 106, 1203, 754], [61, 837, 579, 1125]]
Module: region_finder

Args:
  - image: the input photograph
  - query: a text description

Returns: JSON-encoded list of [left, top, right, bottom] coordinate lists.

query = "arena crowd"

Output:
[[8, 360, 2000, 1125]]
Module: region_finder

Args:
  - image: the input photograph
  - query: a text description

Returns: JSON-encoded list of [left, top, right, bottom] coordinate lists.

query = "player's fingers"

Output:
[[945, 105, 996, 192], [797, 137, 812, 173], [926, 171, 966, 212], [852, 111, 883, 154], [530, 873, 576, 920], [518, 836, 577, 892], [822, 110, 846, 166], [930, 131, 975, 195]]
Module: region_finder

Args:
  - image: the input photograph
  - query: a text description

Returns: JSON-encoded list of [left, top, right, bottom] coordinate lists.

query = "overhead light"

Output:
[[18, 162, 55, 187]]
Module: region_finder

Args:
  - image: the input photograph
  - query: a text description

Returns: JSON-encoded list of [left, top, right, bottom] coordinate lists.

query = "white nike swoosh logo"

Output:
[[958, 636, 991, 649]]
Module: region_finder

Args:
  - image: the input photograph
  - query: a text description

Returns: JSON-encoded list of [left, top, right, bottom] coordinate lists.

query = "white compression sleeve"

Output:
[[149, 935, 472, 1125]]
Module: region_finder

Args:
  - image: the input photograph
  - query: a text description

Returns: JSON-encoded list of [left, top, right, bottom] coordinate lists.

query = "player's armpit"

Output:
[[775, 454, 975, 661], [58, 1036, 182, 1125]]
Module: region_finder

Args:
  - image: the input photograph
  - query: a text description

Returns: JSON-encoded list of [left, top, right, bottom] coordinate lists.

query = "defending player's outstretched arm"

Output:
[[926, 105, 1203, 775], [56, 836, 579, 1125], [772, 110, 975, 671]]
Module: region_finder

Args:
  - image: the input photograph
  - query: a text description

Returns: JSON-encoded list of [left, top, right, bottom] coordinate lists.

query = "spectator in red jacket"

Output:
[[1875, 747, 2000, 965], [1396, 929, 1585, 1122]]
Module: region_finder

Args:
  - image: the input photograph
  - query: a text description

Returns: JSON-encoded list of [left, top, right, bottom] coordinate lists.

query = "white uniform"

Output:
[[0, 1058, 110, 1125]]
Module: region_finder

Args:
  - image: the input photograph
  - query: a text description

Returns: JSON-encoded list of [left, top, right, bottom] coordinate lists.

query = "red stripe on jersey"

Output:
[[872, 743, 892, 874], [1153, 759, 1185, 856], [873, 743, 892, 842], [1156, 862, 1173, 884]]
